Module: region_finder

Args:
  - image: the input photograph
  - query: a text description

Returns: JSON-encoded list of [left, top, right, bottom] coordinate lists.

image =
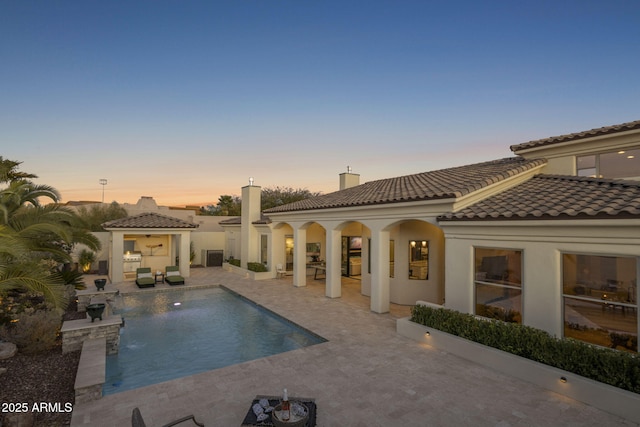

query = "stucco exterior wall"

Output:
[[442, 220, 640, 337], [359, 220, 445, 306], [190, 231, 226, 265]]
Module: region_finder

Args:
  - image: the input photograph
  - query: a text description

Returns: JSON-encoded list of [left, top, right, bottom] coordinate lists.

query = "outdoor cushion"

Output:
[[164, 266, 185, 285], [135, 268, 155, 289]]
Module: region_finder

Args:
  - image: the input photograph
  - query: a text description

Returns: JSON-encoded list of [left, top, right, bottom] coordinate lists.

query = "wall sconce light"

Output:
[[422, 241, 427, 247], [560, 376, 567, 383], [410, 241, 416, 247], [425, 331, 430, 336]]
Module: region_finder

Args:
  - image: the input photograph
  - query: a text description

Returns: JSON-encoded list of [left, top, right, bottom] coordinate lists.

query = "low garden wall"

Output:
[[397, 317, 640, 424], [74, 338, 106, 403], [222, 262, 274, 280]]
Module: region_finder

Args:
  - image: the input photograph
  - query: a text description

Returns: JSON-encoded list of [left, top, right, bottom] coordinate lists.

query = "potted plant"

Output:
[[78, 249, 97, 273]]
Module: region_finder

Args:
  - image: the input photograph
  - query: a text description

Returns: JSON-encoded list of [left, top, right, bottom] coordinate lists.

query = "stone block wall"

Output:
[[60, 316, 122, 355]]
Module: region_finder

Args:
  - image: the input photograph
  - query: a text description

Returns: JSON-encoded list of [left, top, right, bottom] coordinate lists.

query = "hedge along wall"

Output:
[[410, 305, 640, 394]]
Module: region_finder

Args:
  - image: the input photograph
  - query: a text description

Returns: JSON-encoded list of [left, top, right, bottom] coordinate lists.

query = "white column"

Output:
[[293, 226, 307, 287], [269, 226, 286, 278], [370, 228, 391, 313], [325, 228, 342, 298], [241, 183, 261, 269], [111, 231, 124, 283], [179, 231, 191, 277]]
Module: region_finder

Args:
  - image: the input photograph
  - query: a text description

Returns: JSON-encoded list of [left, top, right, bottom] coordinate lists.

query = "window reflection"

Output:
[[474, 248, 522, 323], [577, 148, 640, 179], [563, 253, 637, 352], [409, 240, 428, 280]]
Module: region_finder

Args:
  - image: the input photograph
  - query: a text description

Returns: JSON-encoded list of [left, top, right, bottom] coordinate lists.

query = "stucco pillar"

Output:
[[110, 231, 124, 283], [241, 183, 261, 269], [370, 228, 391, 313], [325, 228, 342, 298], [269, 227, 286, 277], [178, 231, 191, 277], [292, 226, 307, 287]]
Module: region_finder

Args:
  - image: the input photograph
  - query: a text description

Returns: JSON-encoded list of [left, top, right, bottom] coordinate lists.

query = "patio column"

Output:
[[370, 228, 390, 313], [111, 231, 124, 283], [292, 226, 307, 287], [178, 231, 191, 277], [325, 227, 342, 298]]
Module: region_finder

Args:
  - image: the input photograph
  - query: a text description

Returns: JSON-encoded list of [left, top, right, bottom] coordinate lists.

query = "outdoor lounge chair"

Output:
[[135, 268, 155, 288], [164, 266, 185, 285], [131, 407, 204, 427]]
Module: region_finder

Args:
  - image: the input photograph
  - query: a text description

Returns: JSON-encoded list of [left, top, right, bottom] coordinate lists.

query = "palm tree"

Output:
[[0, 164, 100, 308], [0, 157, 37, 183]]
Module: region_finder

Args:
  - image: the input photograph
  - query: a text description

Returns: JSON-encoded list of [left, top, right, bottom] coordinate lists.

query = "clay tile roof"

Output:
[[439, 175, 640, 222], [219, 215, 270, 225], [510, 119, 640, 152], [102, 212, 198, 229], [264, 157, 546, 213]]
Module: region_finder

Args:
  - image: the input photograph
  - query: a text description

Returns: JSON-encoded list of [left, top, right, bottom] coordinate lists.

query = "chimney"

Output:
[[339, 166, 360, 190], [240, 177, 261, 269]]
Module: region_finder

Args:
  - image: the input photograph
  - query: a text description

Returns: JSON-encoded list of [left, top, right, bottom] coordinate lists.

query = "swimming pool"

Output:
[[104, 286, 326, 395]]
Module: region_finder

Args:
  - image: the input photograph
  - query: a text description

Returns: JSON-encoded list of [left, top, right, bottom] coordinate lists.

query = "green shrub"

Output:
[[78, 249, 96, 273], [228, 258, 241, 267], [247, 262, 268, 272], [0, 309, 62, 354], [410, 305, 640, 394]]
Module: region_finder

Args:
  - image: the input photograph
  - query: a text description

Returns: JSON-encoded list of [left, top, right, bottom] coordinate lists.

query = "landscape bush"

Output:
[[227, 258, 241, 267], [247, 262, 268, 272], [410, 304, 640, 394], [0, 309, 62, 354]]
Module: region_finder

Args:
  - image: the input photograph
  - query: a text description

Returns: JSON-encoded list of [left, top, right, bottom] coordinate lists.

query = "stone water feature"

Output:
[[60, 283, 124, 402]]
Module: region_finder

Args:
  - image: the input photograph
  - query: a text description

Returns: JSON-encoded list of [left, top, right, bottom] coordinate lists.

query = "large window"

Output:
[[474, 248, 522, 323], [563, 254, 637, 352], [577, 148, 640, 179], [409, 240, 428, 280]]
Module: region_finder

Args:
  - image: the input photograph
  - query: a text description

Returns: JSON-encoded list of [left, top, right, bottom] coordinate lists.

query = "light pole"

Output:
[[99, 179, 107, 203]]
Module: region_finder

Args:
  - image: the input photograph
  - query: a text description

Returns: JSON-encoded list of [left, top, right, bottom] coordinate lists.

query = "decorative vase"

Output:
[[86, 303, 106, 322], [94, 279, 107, 291]]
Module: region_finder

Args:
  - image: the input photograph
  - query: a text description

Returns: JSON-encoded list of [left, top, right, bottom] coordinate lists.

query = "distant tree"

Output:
[[260, 186, 322, 210], [202, 195, 242, 216], [201, 187, 321, 215], [76, 202, 128, 231]]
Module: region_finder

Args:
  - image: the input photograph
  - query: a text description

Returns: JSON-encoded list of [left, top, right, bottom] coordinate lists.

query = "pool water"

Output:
[[104, 286, 325, 395]]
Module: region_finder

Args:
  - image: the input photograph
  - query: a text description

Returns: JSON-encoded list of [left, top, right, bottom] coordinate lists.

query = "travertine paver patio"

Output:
[[70, 268, 635, 426]]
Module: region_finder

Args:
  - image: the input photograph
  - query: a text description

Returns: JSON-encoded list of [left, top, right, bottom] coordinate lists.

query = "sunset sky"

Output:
[[2, 1, 639, 206]]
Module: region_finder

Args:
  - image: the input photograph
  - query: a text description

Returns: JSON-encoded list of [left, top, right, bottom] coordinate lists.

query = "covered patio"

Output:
[[102, 212, 198, 283]]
